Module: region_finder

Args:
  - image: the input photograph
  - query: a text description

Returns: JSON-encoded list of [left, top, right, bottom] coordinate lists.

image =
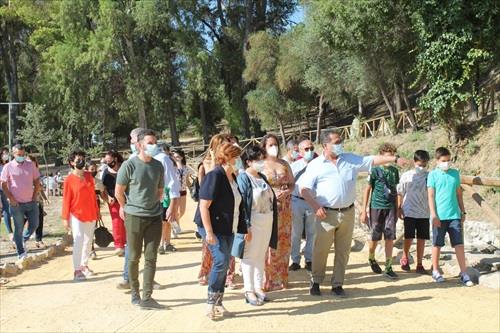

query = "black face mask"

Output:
[[91, 171, 98, 177], [75, 159, 85, 170], [107, 160, 116, 168]]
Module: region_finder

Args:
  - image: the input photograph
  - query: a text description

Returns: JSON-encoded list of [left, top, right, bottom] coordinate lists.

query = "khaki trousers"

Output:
[[311, 206, 355, 287]]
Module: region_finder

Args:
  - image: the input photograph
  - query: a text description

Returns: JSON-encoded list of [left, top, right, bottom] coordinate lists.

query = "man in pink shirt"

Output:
[[0, 144, 41, 258]]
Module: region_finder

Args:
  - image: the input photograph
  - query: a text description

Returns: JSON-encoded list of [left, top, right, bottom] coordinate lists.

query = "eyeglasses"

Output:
[[304, 147, 314, 152]]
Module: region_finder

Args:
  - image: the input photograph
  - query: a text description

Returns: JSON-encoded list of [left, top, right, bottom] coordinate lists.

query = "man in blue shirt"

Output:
[[299, 130, 409, 297]]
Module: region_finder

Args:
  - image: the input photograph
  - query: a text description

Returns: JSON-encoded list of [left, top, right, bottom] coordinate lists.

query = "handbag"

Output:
[[94, 217, 114, 247], [231, 233, 245, 259]]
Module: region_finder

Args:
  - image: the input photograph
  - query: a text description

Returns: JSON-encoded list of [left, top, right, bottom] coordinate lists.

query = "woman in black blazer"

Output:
[[194, 142, 246, 320]]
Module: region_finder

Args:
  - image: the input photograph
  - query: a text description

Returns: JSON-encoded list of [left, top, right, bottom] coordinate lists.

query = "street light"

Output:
[[0, 102, 28, 156]]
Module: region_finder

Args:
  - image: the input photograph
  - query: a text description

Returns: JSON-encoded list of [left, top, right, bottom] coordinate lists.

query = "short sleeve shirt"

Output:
[[397, 169, 430, 218], [369, 166, 399, 209], [0, 160, 40, 203], [299, 153, 373, 208], [427, 168, 461, 220], [116, 156, 164, 217]]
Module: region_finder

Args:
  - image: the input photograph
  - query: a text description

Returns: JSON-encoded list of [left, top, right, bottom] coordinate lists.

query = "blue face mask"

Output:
[[130, 143, 138, 154], [144, 144, 158, 157], [15, 156, 25, 163], [291, 151, 299, 160], [332, 144, 344, 156], [304, 150, 314, 161], [235, 157, 244, 170]]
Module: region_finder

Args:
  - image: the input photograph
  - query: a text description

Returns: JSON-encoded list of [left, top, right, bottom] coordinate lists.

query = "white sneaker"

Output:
[[18, 252, 28, 260], [23, 241, 28, 253], [81, 266, 94, 277], [171, 221, 181, 234]]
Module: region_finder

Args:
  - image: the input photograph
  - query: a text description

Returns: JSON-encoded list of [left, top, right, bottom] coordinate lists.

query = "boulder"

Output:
[[479, 271, 500, 289], [394, 251, 414, 265], [465, 267, 481, 284]]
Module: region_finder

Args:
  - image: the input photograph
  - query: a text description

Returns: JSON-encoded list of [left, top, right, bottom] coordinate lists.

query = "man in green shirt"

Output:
[[361, 143, 400, 279], [115, 129, 165, 309]]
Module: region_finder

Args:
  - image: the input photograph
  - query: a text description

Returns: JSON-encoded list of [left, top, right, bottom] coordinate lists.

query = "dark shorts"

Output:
[[369, 208, 397, 241], [404, 217, 430, 240], [432, 219, 463, 247], [162, 207, 169, 221]]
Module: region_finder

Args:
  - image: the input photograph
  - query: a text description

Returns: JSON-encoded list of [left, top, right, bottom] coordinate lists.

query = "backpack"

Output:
[[190, 177, 200, 202], [374, 168, 397, 202]]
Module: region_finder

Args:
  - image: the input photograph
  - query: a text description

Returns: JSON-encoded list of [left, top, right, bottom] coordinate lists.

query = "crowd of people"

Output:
[[0, 127, 475, 315]]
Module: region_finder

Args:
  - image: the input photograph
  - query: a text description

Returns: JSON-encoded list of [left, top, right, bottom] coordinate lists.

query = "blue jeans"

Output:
[[123, 245, 129, 281], [432, 219, 463, 247], [291, 197, 316, 264], [198, 227, 233, 300], [0, 190, 13, 234], [10, 201, 39, 256]]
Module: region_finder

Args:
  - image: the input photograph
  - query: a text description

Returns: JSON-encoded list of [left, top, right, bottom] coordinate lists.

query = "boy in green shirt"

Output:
[[361, 143, 400, 279], [427, 147, 473, 286]]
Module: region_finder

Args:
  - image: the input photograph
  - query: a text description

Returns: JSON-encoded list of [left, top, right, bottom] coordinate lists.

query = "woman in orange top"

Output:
[[62, 150, 99, 282]]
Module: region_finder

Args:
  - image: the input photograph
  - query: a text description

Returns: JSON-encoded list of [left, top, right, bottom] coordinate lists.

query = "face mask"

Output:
[[130, 143, 138, 154], [1, 154, 8, 162], [438, 161, 450, 171], [107, 160, 116, 168], [304, 150, 314, 161], [75, 159, 85, 170], [332, 143, 344, 156], [415, 166, 426, 173], [267, 146, 279, 158], [235, 157, 244, 170], [15, 156, 25, 163], [91, 171, 98, 177], [252, 160, 265, 173], [144, 144, 158, 157], [291, 151, 299, 160]]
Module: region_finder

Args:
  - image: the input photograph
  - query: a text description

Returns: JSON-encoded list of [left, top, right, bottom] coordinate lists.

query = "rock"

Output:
[[15, 258, 29, 271], [465, 267, 481, 284], [424, 253, 432, 260], [47, 246, 57, 257], [479, 271, 500, 289], [480, 244, 497, 254], [440, 254, 453, 261], [472, 261, 493, 273], [351, 239, 365, 252], [2, 263, 19, 276], [394, 251, 414, 265]]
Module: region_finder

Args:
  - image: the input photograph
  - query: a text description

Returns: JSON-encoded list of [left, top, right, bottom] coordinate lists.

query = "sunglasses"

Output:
[[304, 147, 314, 152]]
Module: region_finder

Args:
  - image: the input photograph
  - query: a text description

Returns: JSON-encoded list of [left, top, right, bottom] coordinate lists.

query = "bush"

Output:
[[465, 141, 480, 155]]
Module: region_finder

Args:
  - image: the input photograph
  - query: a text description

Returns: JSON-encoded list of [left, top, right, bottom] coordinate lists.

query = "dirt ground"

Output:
[[0, 197, 499, 333]]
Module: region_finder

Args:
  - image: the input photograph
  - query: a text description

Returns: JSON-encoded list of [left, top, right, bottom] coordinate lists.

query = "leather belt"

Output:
[[323, 203, 354, 212]]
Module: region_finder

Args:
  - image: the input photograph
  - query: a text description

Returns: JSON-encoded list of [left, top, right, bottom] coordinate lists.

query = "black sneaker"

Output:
[[305, 261, 312, 272], [165, 244, 177, 252], [140, 297, 166, 310], [331, 286, 346, 298], [131, 291, 141, 306], [309, 282, 321, 296], [384, 267, 398, 279], [369, 259, 382, 274], [289, 262, 301, 271]]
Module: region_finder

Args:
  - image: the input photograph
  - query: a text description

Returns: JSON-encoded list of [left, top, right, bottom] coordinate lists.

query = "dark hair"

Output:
[[172, 149, 186, 166], [260, 134, 280, 156], [414, 150, 430, 162], [378, 143, 397, 155], [320, 129, 342, 145], [137, 129, 156, 142], [241, 145, 265, 167], [229, 135, 240, 144], [435, 147, 451, 159], [106, 150, 124, 164], [85, 160, 97, 170], [68, 150, 86, 164]]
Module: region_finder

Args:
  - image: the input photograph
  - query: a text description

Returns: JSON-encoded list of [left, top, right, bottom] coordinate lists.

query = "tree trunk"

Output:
[[379, 85, 395, 121], [357, 97, 363, 116], [315, 94, 324, 144], [400, 77, 418, 130], [238, 0, 254, 139], [278, 118, 286, 148], [394, 81, 402, 114], [0, 26, 20, 141], [469, 96, 479, 120], [490, 89, 495, 114], [199, 97, 209, 145], [167, 102, 179, 146]]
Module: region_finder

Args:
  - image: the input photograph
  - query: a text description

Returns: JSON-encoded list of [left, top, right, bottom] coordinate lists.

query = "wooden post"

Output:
[[461, 176, 500, 187], [461, 184, 500, 225]]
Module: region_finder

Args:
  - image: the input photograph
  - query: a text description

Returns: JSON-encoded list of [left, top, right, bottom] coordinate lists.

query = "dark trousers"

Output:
[[125, 214, 162, 299]]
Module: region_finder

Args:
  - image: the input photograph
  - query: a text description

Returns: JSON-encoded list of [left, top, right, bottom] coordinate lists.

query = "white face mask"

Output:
[[438, 161, 450, 171], [252, 160, 265, 173], [267, 146, 279, 158], [415, 166, 426, 173]]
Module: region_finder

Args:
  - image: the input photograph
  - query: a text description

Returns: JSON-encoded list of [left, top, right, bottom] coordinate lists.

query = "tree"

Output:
[[16, 104, 54, 176]]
